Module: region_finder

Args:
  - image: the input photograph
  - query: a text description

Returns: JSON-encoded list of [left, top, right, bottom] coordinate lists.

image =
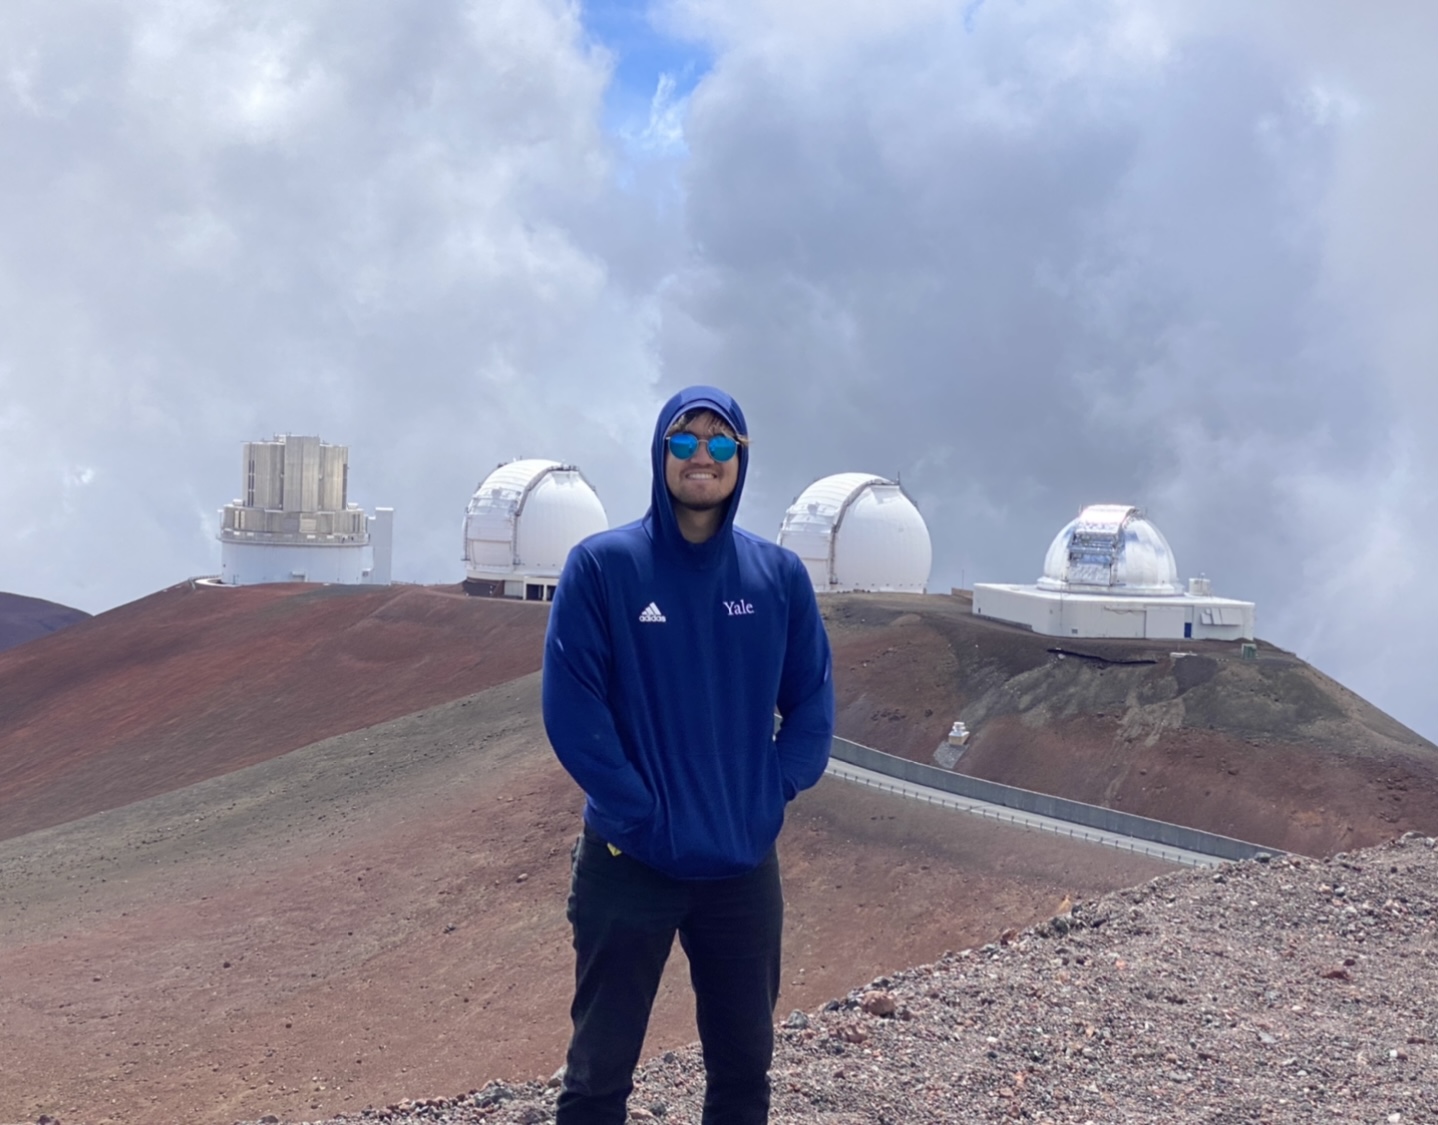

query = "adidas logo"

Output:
[[638, 602, 667, 624]]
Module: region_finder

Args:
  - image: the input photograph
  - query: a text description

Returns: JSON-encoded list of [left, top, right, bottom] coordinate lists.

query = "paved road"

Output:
[[826, 758, 1224, 869]]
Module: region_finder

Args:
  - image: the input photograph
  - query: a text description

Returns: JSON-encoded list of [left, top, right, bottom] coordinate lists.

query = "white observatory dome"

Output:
[[1037, 504, 1182, 596], [778, 473, 932, 594], [463, 459, 608, 581]]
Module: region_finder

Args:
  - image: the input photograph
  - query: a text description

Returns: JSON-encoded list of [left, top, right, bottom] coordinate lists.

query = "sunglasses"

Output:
[[667, 432, 739, 462]]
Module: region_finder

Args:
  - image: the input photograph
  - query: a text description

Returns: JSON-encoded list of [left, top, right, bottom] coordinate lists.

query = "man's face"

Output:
[[664, 411, 740, 514]]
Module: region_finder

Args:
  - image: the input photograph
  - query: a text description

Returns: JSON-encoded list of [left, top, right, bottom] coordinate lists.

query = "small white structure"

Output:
[[218, 434, 392, 587], [367, 508, 395, 585], [778, 473, 932, 594], [462, 459, 608, 601], [973, 504, 1255, 641], [934, 719, 970, 770]]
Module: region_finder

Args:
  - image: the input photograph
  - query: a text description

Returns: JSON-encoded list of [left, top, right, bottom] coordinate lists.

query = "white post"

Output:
[[368, 508, 395, 585]]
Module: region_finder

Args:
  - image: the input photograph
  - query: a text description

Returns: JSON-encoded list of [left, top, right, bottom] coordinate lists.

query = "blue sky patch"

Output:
[[580, 0, 712, 155]]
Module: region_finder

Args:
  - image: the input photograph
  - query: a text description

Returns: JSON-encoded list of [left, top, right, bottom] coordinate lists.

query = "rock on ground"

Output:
[[232, 833, 1438, 1125]]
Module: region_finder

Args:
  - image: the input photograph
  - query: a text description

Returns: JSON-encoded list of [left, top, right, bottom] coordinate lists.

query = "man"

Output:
[[541, 385, 835, 1125]]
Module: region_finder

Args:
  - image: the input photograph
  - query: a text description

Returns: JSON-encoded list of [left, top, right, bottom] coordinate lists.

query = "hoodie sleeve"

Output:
[[542, 545, 655, 829], [774, 556, 835, 799]]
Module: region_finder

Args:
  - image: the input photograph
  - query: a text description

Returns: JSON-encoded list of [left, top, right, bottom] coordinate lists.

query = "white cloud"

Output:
[[2, 0, 1436, 742], [652, 0, 1438, 737], [0, 0, 669, 614], [627, 72, 688, 155]]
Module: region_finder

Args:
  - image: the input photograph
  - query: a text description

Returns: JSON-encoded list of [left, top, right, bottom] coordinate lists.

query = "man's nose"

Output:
[[692, 440, 716, 464]]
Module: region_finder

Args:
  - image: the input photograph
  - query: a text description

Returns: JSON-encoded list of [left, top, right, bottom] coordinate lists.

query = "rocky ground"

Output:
[[234, 834, 1438, 1125], [0, 677, 1169, 1125]]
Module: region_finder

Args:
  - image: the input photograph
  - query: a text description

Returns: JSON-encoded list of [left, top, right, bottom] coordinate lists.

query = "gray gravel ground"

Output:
[[237, 833, 1438, 1125]]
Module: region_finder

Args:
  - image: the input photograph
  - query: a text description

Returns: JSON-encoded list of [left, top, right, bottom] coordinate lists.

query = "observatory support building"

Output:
[[218, 434, 393, 586], [973, 504, 1255, 641]]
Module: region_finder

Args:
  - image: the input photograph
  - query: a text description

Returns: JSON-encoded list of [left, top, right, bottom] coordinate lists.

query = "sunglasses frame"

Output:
[[667, 432, 740, 462]]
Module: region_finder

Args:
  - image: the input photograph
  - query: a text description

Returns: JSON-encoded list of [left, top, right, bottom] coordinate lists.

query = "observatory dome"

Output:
[[1037, 504, 1182, 596], [463, 459, 608, 582], [778, 473, 932, 594]]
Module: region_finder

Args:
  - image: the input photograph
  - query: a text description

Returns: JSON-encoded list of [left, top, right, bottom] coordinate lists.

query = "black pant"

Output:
[[556, 824, 784, 1125]]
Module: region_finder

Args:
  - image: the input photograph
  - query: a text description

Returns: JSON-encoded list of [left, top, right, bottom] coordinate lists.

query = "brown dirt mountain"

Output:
[[1, 583, 1435, 1123], [7, 584, 1432, 855], [820, 592, 1438, 857], [0, 591, 90, 655], [0, 581, 545, 841]]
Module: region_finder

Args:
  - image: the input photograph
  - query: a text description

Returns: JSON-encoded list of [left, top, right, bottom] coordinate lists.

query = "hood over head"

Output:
[[647, 385, 749, 567]]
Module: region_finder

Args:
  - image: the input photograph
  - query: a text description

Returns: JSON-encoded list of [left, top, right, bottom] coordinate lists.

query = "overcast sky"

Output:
[[3, 1, 1436, 741]]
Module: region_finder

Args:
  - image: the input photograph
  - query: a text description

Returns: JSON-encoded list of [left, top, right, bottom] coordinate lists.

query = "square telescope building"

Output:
[[218, 434, 393, 586]]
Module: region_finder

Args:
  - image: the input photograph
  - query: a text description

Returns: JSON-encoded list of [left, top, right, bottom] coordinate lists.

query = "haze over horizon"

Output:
[[2, 1, 1436, 743]]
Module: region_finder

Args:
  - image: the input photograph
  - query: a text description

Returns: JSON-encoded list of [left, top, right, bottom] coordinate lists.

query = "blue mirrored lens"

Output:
[[668, 433, 699, 459], [707, 434, 738, 461]]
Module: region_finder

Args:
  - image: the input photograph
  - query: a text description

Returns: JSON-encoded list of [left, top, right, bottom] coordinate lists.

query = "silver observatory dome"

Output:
[[1037, 504, 1182, 596]]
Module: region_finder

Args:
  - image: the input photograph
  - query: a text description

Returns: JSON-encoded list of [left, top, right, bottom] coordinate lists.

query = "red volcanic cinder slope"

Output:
[[0, 581, 549, 841]]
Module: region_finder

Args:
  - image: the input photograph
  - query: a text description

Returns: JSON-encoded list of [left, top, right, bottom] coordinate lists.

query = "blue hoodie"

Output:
[[542, 386, 835, 879]]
